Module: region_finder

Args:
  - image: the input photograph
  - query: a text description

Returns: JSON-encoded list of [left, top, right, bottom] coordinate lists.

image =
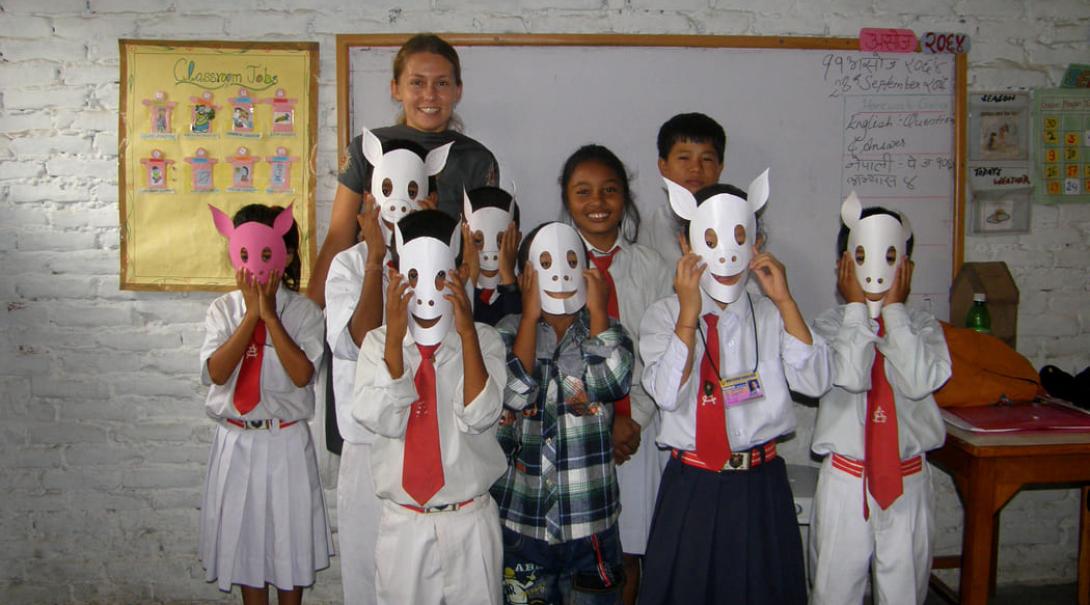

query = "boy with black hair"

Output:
[[353, 209, 507, 605], [646, 112, 726, 266], [809, 194, 951, 605]]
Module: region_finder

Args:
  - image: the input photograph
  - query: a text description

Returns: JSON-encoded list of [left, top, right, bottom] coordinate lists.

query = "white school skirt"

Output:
[[199, 421, 334, 592]]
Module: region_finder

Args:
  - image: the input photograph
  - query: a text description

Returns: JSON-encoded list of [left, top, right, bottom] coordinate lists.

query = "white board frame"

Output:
[[337, 33, 967, 321]]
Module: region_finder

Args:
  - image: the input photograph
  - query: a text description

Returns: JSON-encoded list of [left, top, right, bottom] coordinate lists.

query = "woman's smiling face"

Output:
[[390, 52, 462, 133]]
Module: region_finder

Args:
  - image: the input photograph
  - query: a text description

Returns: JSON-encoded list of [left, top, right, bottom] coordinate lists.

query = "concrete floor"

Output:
[[924, 582, 1078, 604]]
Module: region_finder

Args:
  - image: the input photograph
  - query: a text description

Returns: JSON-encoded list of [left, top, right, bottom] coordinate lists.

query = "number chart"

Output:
[[1033, 88, 1090, 204]]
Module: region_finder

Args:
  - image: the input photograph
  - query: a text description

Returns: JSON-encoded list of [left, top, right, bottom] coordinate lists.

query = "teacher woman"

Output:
[[307, 33, 499, 306], [311, 33, 499, 605]]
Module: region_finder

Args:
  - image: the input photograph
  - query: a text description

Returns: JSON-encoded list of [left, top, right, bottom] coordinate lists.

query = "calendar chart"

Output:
[[1033, 88, 1090, 204]]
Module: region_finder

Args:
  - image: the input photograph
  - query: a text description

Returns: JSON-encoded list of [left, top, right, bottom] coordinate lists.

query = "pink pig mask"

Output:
[[210, 204, 295, 285]]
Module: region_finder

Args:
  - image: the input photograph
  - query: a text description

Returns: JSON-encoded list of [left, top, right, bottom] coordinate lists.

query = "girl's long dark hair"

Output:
[[558, 144, 641, 244]]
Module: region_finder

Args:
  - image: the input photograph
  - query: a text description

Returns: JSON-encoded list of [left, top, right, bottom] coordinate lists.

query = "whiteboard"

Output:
[[339, 35, 965, 322]]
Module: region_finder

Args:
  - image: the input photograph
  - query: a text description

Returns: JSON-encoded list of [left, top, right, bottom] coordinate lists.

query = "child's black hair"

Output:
[[836, 206, 915, 257], [558, 144, 641, 244], [463, 185, 521, 228], [516, 221, 589, 274], [232, 204, 301, 291], [391, 208, 464, 268], [657, 112, 726, 163], [677, 183, 765, 247]]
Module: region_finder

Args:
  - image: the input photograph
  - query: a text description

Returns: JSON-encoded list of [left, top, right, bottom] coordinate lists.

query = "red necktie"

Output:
[[233, 319, 266, 415], [402, 343, 445, 506], [695, 313, 731, 468], [479, 288, 495, 305], [864, 319, 902, 517], [588, 247, 630, 416]]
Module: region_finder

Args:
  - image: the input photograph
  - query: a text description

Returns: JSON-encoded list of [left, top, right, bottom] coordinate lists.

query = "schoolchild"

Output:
[[638, 172, 830, 605], [352, 209, 508, 605], [462, 185, 522, 326], [199, 204, 333, 604], [324, 132, 451, 605], [644, 113, 726, 267], [492, 221, 634, 605], [808, 195, 951, 605], [558, 144, 673, 604]]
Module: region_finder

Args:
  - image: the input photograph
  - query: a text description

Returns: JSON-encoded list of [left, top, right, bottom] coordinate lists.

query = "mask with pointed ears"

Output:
[[361, 126, 452, 244], [840, 192, 913, 318], [463, 185, 517, 289], [209, 203, 294, 285], [665, 169, 770, 304]]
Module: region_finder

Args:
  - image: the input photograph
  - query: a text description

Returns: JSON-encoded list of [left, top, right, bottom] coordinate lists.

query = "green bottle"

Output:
[[965, 292, 992, 334]]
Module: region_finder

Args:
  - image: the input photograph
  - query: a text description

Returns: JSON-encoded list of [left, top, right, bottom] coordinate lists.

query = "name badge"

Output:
[[720, 372, 764, 407]]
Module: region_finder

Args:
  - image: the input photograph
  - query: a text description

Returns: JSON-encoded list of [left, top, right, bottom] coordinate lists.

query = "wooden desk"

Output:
[[928, 422, 1090, 605]]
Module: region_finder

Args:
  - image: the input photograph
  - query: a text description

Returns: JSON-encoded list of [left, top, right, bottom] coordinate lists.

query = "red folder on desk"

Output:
[[943, 400, 1090, 433]]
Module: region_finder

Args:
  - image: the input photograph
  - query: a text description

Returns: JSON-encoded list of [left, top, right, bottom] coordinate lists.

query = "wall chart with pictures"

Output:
[[119, 39, 318, 291], [1033, 88, 1090, 204]]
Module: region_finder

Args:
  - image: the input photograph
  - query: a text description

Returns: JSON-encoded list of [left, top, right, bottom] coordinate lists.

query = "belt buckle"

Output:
[[248, 420, 267, 430], [727, 452, 749, 470]]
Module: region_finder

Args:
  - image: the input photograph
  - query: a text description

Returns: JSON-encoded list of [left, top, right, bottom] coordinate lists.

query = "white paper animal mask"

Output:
[[394, 211, 461, 346], [840, 192, 913, 318], [529, 222, 587, 315], [665, 169, 770, 304], [361, 126, 452, 243], [463, 186, 517, 290], [210, 203, 294, 285]]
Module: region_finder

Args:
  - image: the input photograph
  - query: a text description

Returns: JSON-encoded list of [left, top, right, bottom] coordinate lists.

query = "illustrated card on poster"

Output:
[[1031, 88, 1090, 204], [119, 40, 318, 291]]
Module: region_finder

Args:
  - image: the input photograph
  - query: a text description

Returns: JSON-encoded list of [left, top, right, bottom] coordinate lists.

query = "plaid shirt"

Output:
[[490, 309, 633, 544]]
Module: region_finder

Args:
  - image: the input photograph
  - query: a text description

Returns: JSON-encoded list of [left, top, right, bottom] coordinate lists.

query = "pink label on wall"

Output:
[[859, 28, 919, 53]]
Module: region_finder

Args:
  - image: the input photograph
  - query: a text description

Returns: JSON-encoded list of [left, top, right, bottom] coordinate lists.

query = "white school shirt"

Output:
[[200, 288, 325, 422], [810, 302, 950, 460], [583, 237, 674, 429], [640, 290, 831, 452], [352, 323, 509, 507], [326, 240, 389, 444], [643, 204, 684, 269]]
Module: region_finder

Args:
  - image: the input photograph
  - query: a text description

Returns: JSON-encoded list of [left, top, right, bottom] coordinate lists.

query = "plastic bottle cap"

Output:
[[972, 292, 987, 303]]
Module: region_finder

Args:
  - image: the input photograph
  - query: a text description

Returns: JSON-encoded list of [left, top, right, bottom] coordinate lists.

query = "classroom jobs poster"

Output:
[[119, 40, 318, 291]]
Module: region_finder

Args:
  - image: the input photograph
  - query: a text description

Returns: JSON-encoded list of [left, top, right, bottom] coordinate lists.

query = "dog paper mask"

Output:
[[665, 169, 770, 304], [529, 222, 587, 315], [840, 192, 913, 318], [361, 126, 452, 243], [395, 212, 461, 346], [463, 186, 517, 290], [210, 204, 294, 285]]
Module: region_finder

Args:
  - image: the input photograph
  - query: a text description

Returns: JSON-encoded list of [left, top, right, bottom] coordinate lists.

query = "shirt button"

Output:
[[728, 339, 736, 348]]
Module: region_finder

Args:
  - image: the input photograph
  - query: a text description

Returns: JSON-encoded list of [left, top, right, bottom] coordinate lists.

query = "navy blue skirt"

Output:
[[637, 455, 806, 605]]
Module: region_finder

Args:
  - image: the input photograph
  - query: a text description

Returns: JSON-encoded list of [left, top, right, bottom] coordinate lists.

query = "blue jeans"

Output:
[[501, 525, 624, 605]]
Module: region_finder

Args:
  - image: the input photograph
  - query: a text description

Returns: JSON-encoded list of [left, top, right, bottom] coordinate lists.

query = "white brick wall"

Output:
[[1, 2, 1088, 603]]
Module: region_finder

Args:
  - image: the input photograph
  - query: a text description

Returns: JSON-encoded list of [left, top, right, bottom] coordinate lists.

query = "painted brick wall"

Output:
[[1, 1, 1087, 603]]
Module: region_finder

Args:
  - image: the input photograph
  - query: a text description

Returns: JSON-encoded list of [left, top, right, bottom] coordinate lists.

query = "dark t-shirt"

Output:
[[339, 124, 499, 219]]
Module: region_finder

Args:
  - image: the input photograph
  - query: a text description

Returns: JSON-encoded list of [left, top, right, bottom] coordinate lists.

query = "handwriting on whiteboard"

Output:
[[921, 32, 970, 54], [822, 54, 952, 98], [859, 28, 918, 53]]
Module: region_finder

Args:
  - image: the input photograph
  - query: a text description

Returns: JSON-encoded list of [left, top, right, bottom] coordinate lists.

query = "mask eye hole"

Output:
[[734, 224, 746, 246], [381, 178, 393, 197], [539, 251, 552, 270], [407, 268, 418, 288], [886, 246, 897, 266], [434, 270, 446, 290], [261, 247, 272, 263], [704, 228, 718, 248], [566, 250, 578, 269], [854, 245, 865, 265], [407, 180, 419, 200], [496, 233, 504, 248], [472, 230, 484, 250], [239, 247, 249, 263]]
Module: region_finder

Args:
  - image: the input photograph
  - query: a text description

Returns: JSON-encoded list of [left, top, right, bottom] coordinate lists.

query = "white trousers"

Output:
[[337, 442, 381, 605], [809, 455, 935, 605], [375, 494, 503, 605]]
